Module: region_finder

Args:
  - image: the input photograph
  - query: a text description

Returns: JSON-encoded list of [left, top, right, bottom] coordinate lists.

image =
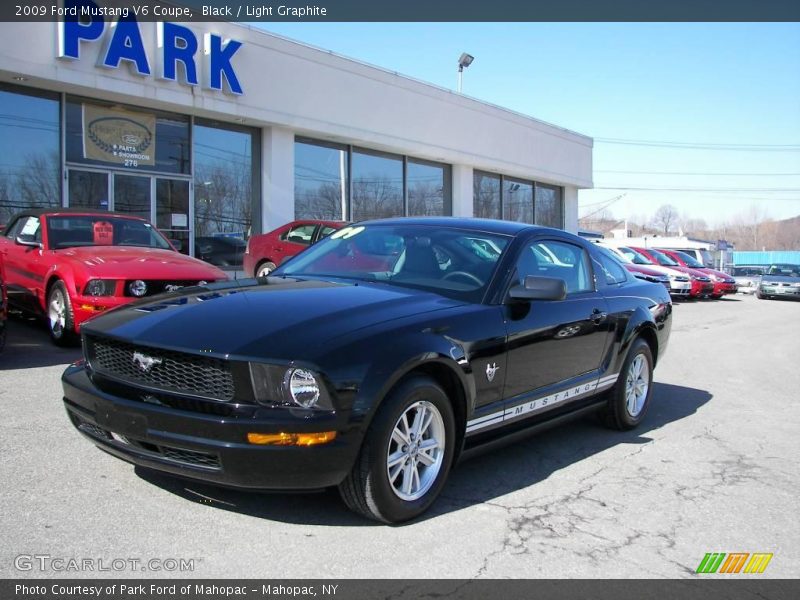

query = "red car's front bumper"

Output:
[[712, 281, 737, 296], [72, 296, 131, 331], [689, 280, 715, 297]]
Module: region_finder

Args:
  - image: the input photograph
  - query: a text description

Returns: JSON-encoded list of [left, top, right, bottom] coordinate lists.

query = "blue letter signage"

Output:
[[58, 0, 243, 95]]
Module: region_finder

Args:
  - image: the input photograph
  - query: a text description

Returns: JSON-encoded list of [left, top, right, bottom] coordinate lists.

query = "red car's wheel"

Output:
[[47, 281, 78, 346], [256, 261, 277, 278]]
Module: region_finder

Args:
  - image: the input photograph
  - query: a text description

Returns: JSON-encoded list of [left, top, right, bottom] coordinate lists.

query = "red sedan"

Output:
[[0, 209, 227, 345], [631, 246, 714, 298], [243, 219, 346, 277], [656, 249, 737, 298]]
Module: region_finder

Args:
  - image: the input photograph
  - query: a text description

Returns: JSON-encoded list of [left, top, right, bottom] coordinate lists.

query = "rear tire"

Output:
[[339, 375, 455, 523], [601, 338, 654, 431], [47, 281, 78, 347], [255, 261, 277, 278]]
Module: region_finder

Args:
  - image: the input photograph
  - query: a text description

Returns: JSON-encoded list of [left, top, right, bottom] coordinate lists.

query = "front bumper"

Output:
[[689, 280, 714, 297], [712, 281, 737, 296], [62, 364, 361, 490], [759, 285, 800, 299], [72, 296, 129, 331], [668, 281, 691, 297]]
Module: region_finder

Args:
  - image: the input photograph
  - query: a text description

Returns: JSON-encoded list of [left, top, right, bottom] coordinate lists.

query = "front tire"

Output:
[[602, 338, 654, 431], [339, 375, 455, 523], [47, 281, 77, 346], [255, 261, 277, 278]]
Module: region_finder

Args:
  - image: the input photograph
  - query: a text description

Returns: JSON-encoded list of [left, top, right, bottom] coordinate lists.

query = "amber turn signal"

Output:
[[247, 431, 337, 446]]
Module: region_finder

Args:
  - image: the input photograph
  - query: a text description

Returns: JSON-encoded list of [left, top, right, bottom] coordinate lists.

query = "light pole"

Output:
[[457, 53, 474, 93]]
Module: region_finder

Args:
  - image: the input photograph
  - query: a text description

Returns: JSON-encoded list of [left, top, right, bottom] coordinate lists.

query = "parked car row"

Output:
[[591, 242, 736, 301]]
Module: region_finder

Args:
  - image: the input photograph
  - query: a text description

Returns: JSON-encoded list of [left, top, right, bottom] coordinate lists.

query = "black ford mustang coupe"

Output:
[[62, 218, 672, 523]]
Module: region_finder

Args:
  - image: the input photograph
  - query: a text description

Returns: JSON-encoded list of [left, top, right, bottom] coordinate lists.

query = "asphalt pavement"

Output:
[[1, 293, 797, 578]]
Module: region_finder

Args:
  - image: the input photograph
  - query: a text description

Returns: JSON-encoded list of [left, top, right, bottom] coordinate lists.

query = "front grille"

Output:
[[123, 280, 208, 297], [86, 336, 235, 402]]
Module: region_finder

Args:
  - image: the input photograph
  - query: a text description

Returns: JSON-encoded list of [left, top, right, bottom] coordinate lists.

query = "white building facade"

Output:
[[0, 18, 593, 267]]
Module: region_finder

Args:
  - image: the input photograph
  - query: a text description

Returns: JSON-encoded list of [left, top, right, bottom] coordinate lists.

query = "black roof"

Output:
[[356, 216, 549, 236]]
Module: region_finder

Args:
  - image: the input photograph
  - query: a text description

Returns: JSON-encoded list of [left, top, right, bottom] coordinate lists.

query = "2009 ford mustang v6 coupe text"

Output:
[[62, 218, 672, 523]]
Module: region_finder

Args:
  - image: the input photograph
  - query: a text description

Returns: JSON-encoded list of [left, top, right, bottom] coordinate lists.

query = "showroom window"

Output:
[[535, 183, 564, 228], [503, 178, 534, 224], [351, 148, 404, 221], [473, 171, 501, 219], [295, 138, 453, 221], [407, 159, 452, 216], [473, 170, 564, 228], [0, 84, 61, 224], [193, 119, 260, 243], [295, 138, 348, 220]]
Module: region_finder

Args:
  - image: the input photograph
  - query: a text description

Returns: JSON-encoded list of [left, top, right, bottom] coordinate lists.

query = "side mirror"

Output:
[[509, 275, 567, 302], [16, 235, 42, 249]]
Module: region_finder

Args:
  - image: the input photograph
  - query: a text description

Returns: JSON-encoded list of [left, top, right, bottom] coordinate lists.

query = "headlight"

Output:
[[128, 280, 148, 297], [285, 368, 321, 408], [84, 279, 115, 296], [249, 363, 333, 410]]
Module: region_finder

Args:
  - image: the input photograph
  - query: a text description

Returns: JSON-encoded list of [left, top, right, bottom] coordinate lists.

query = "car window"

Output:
[[10, 216, 41, 242], [618, 246, 652, 265], [517, 240, 593, 294], [596, 253, 629, 285], [46, 216, 171, 250], [319, 226, 339, 239], [277, 224, 510, 303], [768, 264, 800, 277], [281, 224, 317, 245]]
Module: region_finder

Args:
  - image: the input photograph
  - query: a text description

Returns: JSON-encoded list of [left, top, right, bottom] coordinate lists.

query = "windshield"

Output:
[[732, 266, 765, 277], [767, 264, 800, 277], [275, 224, 511, 302], [645, 248, 680, 267], [47, 216, 172, 250], [673, 250, 704, 268], [618, 246, 653, 265]]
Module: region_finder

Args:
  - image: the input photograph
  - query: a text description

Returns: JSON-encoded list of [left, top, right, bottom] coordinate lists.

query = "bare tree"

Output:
[[652, 204, 679, 235]]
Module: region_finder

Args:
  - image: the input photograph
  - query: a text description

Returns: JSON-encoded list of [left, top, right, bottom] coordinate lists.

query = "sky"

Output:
[[252, 22, 800, 226]]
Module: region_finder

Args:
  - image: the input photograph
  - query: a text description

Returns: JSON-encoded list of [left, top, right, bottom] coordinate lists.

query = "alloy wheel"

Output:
[[625, 354, 650, 417]]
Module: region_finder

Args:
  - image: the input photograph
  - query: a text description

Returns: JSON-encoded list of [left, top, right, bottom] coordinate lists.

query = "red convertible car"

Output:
[[243, 219, 346, 277], [0, 209, 227, 345]]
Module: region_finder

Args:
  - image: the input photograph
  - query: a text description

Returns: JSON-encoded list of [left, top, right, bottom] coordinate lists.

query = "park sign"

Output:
[[57, 0, 244, 95]]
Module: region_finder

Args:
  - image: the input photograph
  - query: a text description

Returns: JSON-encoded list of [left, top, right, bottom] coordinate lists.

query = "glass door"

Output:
[[156, 178, 190, 254], [113, 174, 151, 220]]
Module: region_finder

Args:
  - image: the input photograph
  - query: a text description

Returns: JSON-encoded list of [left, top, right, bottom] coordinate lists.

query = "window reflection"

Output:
[[295, 139, 347, 220], [503, 178, 533, 224], [194, 121, 257, 245], [407, 159, 450, 216], [351, 149, 403, 221], [0, 85, 60, 224], [535, 184, 563, 228], [473, 171, 501, 219]]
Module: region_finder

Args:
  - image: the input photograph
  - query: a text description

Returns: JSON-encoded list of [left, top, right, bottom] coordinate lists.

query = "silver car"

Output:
[[731, 265, 766, 294]]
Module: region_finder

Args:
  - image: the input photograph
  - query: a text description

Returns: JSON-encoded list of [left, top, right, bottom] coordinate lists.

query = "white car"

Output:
[[597, 243, 692, 298]]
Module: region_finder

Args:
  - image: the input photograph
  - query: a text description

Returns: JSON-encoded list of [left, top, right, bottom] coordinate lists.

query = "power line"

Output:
[[595, 137, 800, 151], [594, 186, 800, 193], [595, 170, 800, 176]]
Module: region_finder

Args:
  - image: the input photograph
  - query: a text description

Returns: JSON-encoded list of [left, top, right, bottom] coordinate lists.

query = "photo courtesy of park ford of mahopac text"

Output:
[[0, 0, 799, 599]]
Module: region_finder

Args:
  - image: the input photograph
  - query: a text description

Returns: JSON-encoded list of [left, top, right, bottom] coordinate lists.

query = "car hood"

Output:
[[625, 264, 667, 278], [54, 246, 227, 280], [638, 264, 687, 278], [698, 268, 734, 281], [761, 275, 800, 284], [81, 277, 464, 360]]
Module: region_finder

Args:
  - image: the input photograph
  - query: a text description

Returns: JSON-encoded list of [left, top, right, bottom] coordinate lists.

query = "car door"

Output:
[[1, 215, 46, 311], [276, 223, 319, 264], [502, 236, 612, 403]]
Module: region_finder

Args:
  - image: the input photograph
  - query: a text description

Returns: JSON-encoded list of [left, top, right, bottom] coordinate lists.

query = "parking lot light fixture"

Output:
[[457, 53, 474, 93]]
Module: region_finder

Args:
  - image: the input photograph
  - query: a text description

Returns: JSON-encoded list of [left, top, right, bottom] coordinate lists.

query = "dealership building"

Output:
[[0, 18, 593, 266]]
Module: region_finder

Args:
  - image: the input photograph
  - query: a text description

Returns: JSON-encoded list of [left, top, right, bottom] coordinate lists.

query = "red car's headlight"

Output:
[[83, 279, 116, 296]]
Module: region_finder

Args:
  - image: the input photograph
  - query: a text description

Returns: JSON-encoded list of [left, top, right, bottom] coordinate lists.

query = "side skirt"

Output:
[[457, 399, 607, 464]]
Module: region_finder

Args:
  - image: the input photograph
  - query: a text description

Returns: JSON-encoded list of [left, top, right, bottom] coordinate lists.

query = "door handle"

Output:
[[591, 308, 608, 323]]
